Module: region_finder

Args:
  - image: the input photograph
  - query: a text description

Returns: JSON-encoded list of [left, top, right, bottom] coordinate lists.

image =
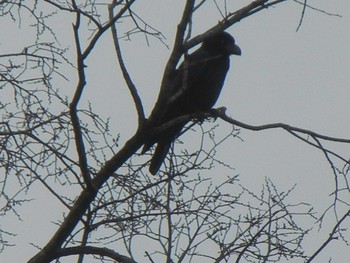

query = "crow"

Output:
[[144, 31, 241, 175]]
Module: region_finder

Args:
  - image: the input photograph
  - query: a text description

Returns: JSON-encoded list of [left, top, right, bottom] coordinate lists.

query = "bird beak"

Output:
[[227, 43, 242, 56]]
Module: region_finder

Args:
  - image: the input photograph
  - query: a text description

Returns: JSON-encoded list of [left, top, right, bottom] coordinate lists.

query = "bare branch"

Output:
[[184, 0, 280, 50], [149, 0, 196, 122], [27, 128, 145, 263], [307, 209, 350, 262], [81, 0, 137, 60], [69, 1, 92, 190], [109, 2, 146, 124], [296, 0, 308, 31], [54, 246, 138, 263], [215, 108, 350, 144]]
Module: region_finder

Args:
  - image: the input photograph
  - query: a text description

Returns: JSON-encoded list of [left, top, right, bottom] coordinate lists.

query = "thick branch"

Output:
[[149, 0, 196, 122], [27, 129, 146, 263], [69, 3, 92, 189]]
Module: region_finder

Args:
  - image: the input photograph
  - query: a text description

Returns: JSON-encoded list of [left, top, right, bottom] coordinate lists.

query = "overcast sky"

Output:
[[1, 0, 350, 262]]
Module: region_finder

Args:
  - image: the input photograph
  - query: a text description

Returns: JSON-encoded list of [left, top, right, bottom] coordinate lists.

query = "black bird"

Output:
[[144, 31, 241, 175]]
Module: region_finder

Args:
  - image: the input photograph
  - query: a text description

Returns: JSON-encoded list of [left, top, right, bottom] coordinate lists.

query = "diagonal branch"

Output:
[[109, 2, 145, 124], [184, 0, 274, 49], [307, 209, 350, 262], [27, 122, 148, 263], [148, 0, 196, 123], [81, 0, 137, 60], [44, 0, 101, 27], [70, 0, 92, 190]]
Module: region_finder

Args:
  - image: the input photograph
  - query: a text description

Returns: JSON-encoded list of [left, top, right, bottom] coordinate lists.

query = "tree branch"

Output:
[[109, 2, 145, 124], [81, 0, 137, 60], [148, 0, 196, 123], [53, 246, 137, 263], [184, 0, 280, 50], [215, 108, 350, 144], [307, 209, 350, 262], [27, 128, 146, 263], [70, 1, 93, 190]]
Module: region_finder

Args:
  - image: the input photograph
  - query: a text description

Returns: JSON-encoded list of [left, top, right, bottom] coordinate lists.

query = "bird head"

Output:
[[202, 31, 241, 56]]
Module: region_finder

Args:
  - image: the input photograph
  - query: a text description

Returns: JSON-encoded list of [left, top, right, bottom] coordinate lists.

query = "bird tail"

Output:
[[149, 140, 171, 175]]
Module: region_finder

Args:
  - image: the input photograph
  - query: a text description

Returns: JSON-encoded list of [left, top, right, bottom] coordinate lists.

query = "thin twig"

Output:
[[296, 0, 307, 31]]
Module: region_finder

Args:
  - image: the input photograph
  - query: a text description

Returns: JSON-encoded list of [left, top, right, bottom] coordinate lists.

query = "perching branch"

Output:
[[215, 108, 350, 144], [149, 0, 289, 124]]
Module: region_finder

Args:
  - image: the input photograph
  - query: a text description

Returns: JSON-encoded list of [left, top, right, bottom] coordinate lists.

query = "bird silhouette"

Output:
[[144, 31, 241, 175]]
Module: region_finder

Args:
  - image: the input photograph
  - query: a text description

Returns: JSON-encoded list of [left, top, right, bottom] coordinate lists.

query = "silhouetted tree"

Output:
[[0, 1, 348, 263]]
